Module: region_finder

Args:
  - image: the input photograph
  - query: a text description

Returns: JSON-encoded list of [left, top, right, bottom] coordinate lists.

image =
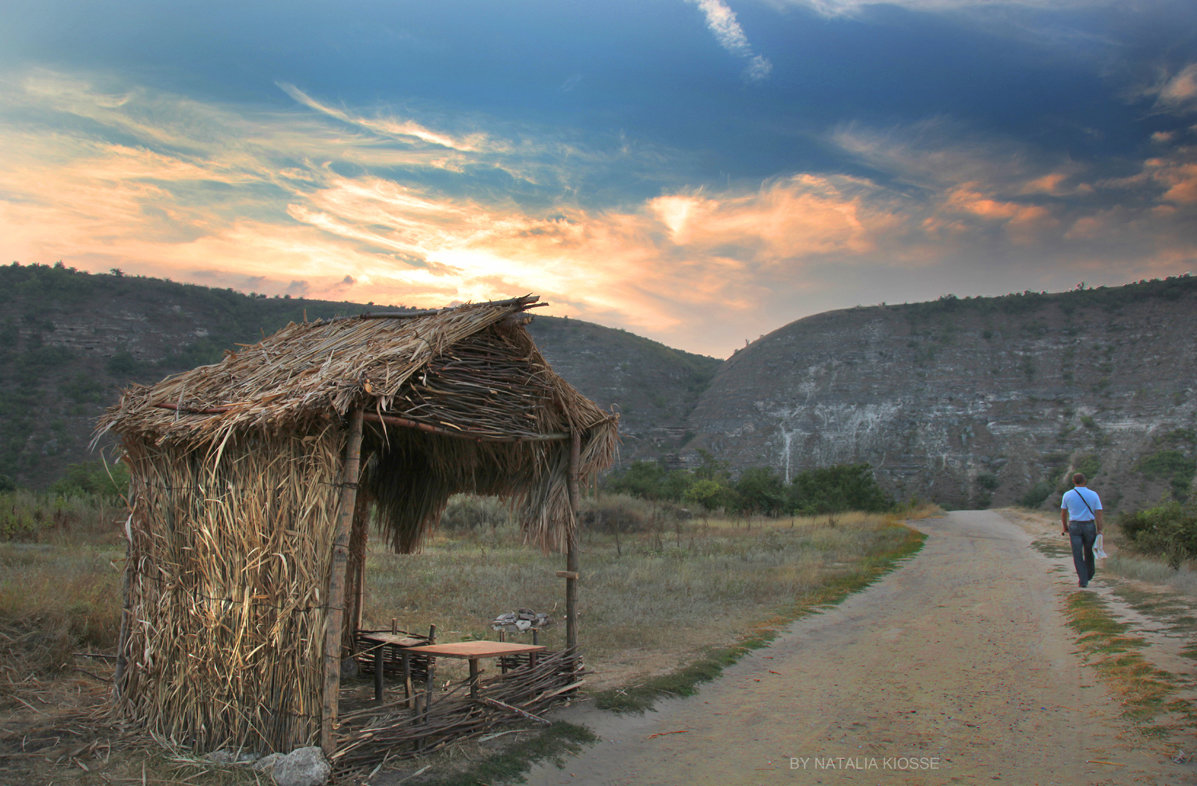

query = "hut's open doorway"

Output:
[[325, 420, 587, 761]]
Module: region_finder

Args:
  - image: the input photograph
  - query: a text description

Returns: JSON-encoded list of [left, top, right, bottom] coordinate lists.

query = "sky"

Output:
[[1, 0, 1195, 358]]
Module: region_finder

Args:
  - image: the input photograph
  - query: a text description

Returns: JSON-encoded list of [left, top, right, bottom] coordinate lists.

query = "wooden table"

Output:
[[403, 641, 546, 699], [358, 631, 425, 702]]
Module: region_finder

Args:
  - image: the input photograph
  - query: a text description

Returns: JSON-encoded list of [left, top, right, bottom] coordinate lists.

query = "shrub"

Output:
[[788, 463, 892, 514], [1020, 480, 1054, 508], [1075, 454, 1101, 479], [49, 459, 129, 501], [733, 467, 787, 515], [439, 494, 510, 532], [1137, 450, 1196, 502], [1120, 502, 1197, 569], [683, 479, 736, 512], [579, 493, 653, 534], [605, 460, 670, 500], [604, 461, 695, 503]]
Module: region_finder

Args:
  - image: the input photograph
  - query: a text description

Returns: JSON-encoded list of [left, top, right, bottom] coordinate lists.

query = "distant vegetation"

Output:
[[1120, 502, 1197, 570], [0, 261, 385, 488], [603, 454, 894, 517], [899, 276, 1195, 321]]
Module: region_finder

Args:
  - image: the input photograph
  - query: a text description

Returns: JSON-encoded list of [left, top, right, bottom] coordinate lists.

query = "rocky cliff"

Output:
[[686, 278, 1197, 511]]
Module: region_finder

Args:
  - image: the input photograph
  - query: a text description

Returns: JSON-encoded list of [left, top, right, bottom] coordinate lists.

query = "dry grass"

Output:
[[1, 500, 926, 782], [360, 508, 923, 690], [1064, 591, 1193, 736]]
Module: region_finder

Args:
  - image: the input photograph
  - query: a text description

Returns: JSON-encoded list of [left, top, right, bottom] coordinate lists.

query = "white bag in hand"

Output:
[[1094, 533, 1108, 559]]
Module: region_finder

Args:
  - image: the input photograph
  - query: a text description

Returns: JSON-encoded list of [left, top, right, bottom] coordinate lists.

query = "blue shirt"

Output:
[[1061, 487, 1102, 521]]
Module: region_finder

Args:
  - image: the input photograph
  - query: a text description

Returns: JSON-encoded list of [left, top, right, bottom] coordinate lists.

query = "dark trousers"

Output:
[[1068, 520, 1097, 587]]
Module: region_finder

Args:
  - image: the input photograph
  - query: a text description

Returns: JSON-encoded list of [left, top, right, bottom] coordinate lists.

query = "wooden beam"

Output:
[[363, 411, 569, 443], [320, 407, 365, 757]]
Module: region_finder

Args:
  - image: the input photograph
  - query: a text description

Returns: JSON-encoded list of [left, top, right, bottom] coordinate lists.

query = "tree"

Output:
[[683, 478, 734, 512], [734, 466, 786, 515], [788, 463, 892, 514], [606, 460, 669, 500]]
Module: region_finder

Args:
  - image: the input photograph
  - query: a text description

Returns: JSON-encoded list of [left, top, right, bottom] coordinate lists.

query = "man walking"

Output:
[[1061, 473, 1104, 588]]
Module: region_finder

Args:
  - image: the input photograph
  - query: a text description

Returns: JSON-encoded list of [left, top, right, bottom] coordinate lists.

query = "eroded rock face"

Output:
[[686, 279, 1197, 511]]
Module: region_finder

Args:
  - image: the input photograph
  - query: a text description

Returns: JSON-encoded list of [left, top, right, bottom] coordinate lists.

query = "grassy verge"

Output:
[[420, 722, 597, 786], [1063, 591, 1193, 736], [1027, 512, 1197, 743]]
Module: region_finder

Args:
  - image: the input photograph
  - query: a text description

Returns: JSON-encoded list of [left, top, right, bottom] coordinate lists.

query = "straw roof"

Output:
[[99, 294, 618, 551]]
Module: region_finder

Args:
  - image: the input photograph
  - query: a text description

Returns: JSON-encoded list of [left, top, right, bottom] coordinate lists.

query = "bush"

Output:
[[606, 459, 893, 517], [1020, 480, 1054, 508], [49, 460, 129, 501], [683, 479, 736, 512], [604, 461, 694, 503], [788, 463, 892, 514], [579, 493, 653, 534], [1120, 502, 1197, 569], [734, 467, 787, 515], [439, 494, 510, 532], [1137, 450, 1196, 502]]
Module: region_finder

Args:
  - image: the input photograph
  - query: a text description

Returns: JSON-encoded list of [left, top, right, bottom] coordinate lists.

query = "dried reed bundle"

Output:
[[116, 426, 344, 752]]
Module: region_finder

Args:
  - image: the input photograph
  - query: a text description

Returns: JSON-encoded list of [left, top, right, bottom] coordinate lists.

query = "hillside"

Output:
[[4, 262, 1194, 513], [0, 263, 718, 489], [686, 278, 1197, 511]]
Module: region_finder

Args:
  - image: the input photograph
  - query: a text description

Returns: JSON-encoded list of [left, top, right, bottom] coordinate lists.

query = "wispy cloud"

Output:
[[278, 82, 495, 153], [1153, 64, 1197, 115], [772, 0, 1103, 18], [686, 0, 773, 81]]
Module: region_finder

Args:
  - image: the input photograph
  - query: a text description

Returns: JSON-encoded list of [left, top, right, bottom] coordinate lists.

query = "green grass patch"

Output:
[[1064, 592, 1189, 729], [421, 722, 597, 786], [1032, 538, 1070, 559]]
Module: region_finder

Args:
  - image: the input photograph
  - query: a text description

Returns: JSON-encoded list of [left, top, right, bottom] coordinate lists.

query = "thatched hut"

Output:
[[96, 295, 617, 755]]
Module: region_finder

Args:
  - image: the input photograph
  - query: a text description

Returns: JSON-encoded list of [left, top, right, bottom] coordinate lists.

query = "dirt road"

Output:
[[523, 510, 1184, 785]]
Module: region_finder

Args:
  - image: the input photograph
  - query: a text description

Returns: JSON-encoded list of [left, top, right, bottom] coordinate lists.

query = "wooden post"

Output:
[[374, 645, 385, 703], [565, 429, 581, 651], [114, 531, 132, 698], [348, 489, 371, 642], [320, 407, 365, 756]]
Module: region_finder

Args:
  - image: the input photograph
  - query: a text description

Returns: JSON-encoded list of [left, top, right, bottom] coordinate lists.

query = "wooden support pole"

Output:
[[321, 407, 365, 756], [565, 428, 581, 651], [347, 488, 371, 644]]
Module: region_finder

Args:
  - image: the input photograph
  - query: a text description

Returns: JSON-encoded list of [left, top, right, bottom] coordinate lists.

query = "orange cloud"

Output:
[[4, 70, 1196, 358], [648, 175, 879, 260]]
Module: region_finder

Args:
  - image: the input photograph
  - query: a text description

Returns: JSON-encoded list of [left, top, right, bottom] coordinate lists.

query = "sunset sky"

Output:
[[1, 0, 1194, 357]]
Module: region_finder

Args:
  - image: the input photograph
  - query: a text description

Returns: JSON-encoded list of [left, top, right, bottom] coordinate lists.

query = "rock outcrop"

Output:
[[686, 278, 1197, 511]]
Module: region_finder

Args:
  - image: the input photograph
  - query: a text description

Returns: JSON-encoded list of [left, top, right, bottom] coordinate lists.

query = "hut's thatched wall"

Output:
[[99, 296, 618, 753], [119, 425, 345, 751]]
